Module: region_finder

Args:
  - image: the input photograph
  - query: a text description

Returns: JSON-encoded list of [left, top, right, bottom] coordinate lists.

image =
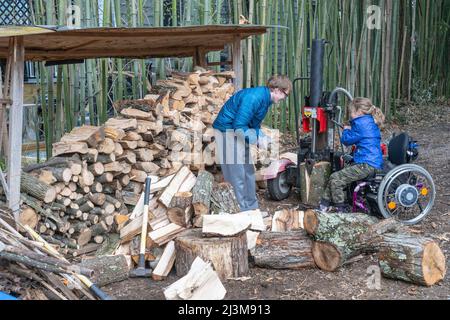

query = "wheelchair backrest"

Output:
[[388, 132, 418, 165]]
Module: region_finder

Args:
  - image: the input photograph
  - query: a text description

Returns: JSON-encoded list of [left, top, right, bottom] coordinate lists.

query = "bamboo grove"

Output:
[[29, 0, 450, 157]]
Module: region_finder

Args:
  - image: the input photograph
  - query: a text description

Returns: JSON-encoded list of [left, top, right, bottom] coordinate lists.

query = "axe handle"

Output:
[[139, 177, 152, 260]]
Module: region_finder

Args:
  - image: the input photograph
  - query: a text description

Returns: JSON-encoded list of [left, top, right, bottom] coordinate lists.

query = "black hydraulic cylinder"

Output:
[[310, 39, 326, 154], [309, 39, 326, 108]]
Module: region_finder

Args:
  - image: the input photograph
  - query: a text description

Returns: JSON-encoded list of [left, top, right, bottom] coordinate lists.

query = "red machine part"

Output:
[[302, 106, 327, 133]]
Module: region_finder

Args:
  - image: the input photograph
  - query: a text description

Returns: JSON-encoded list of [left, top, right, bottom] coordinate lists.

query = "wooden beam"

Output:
[[7, 36, 25, 221], [232, 37, 243, 91]]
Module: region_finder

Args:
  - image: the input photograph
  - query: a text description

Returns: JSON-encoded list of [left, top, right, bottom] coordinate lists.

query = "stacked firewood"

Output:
[[13, 68, 236, 255]]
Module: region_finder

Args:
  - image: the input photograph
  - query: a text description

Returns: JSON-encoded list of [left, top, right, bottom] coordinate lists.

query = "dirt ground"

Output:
[[103, 103, 450, 300]]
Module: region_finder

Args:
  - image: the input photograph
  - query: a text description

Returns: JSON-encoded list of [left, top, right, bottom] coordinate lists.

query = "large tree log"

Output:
[[210, 182, 240, 215], [175, 228, 248, 280], [191, 170, 214, 216], [304, 210, 400, 271], [79, 255, 129, 287], [252, 231, 316, 269], [21, 172, 56, 203], [376, 233, 446, 286]]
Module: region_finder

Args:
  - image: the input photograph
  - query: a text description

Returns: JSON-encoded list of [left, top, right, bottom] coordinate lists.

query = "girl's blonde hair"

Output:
[[350, 97, 385, 128]]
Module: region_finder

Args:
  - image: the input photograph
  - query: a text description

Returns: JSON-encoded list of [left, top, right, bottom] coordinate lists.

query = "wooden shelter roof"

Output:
[[0, 25, 267, 61]]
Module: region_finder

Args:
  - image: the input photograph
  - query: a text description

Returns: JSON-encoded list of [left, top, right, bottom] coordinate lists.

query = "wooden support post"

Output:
[[194, 47, 207, 68], [232, 37, 243, 91], [7, 36, 25, 222]]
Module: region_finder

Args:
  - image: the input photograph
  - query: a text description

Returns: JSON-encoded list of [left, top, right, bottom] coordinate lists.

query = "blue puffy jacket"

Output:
[[341, 114, 383, 169], [212, 87, 272, 144]]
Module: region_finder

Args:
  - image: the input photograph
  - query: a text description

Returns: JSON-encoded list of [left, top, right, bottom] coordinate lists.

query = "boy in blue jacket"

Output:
[[213, 75, 292, 212], [320, 97, 385, 213]]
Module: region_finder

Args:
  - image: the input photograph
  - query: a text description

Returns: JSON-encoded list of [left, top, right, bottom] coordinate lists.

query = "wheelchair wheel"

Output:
[[377, 164, 435, 225]]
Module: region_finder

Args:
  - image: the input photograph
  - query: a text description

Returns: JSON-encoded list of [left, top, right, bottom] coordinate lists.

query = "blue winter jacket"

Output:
[[212, 87, 272, 144], [341, 114, 383, 169]]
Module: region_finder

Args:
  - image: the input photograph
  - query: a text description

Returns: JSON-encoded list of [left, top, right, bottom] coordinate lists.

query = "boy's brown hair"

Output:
[[267, 75, 293, 94]]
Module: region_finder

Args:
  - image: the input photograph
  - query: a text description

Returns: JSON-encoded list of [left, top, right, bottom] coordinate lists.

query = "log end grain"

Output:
[[422, 242, 446, 286], [311, 241, 341, 272], [304, 209, 319, 236]]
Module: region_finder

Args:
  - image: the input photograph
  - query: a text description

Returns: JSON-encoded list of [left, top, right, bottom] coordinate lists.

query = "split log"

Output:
[[104, 162, 123, 173], [167, 192, 193, 227], [272, 209, 305, 232], [88, 193, 106, 207], [152, 241, 176, 281], [159, 166, 192, 207], [148, 223, 186, 246], [134, 162, 160, 174], [191, 170, 214, 216], [97, 153, 116, 163], [210, 182, 240, 215], [105, 126, 126, 140], [90, 181, 103, 193], [117, 150, 136, 164], [120, 108, 153, 120], [175, 229, 248, 280], [252, 231, 315, 269], [18, 207, 39, 230], [376, 233, 446, 286], [202, 214, 251, 237], [79, 255, 129, 287], [88, 163, 104, 176], [81, 148, 99, 163], [300, 161, 331, 206], [52, 142, 88, 156], [60, 125, 105, 148], [73, 228, 92, 247], [105, 118, 137, 131], [43, 167, 72, 183], [134, 148, 154, 162], [97, 172, 114, 183], [164, 256, 226, 300], [21, 172, 56, 203]]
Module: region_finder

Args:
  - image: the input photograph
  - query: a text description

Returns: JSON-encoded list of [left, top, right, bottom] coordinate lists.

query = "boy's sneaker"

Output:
[[319, 199, 332, 213], [334, 204, 352, 213]]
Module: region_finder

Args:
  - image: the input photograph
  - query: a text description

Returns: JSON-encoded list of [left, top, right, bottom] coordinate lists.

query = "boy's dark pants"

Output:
[[322, 163, 375, 205]]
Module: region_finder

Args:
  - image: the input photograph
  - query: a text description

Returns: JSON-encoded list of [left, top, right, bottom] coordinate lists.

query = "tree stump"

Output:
[[79, 255, 129, 287], [377, 233, 446, 286], [252, 231, 316, 269], [300, 161, 331, 206], [175, 229, 248, 280]]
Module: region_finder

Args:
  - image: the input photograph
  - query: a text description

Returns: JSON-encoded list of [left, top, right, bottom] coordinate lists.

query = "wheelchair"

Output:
[[341, 132, 436, 225]]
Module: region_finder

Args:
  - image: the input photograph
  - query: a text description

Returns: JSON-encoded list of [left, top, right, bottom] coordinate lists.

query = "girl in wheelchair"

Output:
[[320, 97, 385, 213]]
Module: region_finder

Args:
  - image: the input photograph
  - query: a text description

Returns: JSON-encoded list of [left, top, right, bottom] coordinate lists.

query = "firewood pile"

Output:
[[4, 68, 236, 258], [0, 205, 104, 300]]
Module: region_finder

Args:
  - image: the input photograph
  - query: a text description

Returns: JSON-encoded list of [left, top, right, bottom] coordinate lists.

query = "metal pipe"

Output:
[[328, 87, 354, 105]]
